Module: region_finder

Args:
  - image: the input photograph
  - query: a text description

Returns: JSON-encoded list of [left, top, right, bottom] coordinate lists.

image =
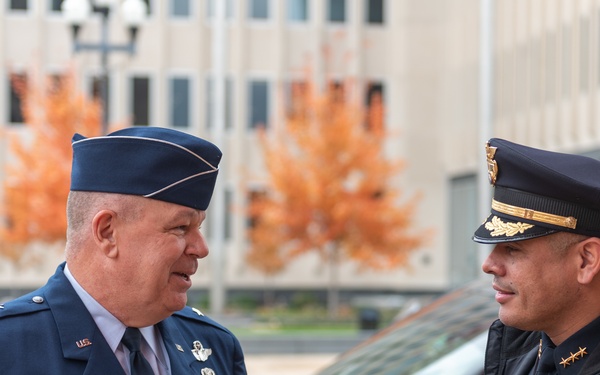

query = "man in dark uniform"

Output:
[[0, 127, 247, 374], [474, 138, 600, 374]]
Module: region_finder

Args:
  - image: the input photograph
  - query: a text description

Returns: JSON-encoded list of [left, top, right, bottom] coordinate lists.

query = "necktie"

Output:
[[536, 344, 556, 375], [121, 327, 155, 375]]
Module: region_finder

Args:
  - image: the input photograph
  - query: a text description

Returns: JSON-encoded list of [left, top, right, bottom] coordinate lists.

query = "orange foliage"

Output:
[[0, 70, 102, 261], [246, 79, 426, 276]]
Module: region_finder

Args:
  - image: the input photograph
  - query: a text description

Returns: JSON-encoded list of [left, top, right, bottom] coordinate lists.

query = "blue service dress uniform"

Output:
[[0, 263, 247, 375]]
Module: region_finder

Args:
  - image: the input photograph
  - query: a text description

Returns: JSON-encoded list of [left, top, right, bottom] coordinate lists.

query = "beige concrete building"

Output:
[[1, 0, 598, 301]]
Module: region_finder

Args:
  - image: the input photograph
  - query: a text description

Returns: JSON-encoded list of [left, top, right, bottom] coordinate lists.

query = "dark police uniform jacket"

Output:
[[484, 319, 600, 375], [0, 263, 247, 375]]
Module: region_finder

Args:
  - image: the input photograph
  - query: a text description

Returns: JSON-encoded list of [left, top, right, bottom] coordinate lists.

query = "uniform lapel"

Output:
[[45, 264, 126, 375], [158, 318, 198, 374]]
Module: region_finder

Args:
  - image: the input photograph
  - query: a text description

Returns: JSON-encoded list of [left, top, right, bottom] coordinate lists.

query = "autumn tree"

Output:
[[0, 70, 102, 263], [246, 79, 427, 317]]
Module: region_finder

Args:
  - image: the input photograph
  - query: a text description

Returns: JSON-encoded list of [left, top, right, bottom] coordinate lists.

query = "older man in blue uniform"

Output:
[[0, 127, 247, 374], [474, 138, 600, 374]]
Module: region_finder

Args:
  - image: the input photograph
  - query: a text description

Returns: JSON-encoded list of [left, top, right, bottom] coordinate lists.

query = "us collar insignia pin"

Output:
[[559, 347, 588, 368], [76, 338, 92, 348], [485, 141, 498, 185], [192, 340, 212, 362], [201, 368, 215, 375], [176, 344, 184, 352]]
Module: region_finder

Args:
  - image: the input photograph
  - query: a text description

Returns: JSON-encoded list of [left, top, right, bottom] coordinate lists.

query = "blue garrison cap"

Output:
[[473, 138, 600, 243], [70, 127, 221, 210]]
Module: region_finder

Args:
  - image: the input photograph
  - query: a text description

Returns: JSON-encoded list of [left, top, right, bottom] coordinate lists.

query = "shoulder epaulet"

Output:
[[0, 292, 50, 319]]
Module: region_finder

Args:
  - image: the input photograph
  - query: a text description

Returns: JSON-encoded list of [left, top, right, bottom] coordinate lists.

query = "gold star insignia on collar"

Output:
[[559, 347, 588, 368]]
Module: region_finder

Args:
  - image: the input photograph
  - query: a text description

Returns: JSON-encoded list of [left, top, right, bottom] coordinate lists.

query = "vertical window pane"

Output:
[[328, 0, 345, 22], [248, 80, 269, 129], [287, 0, 307, 22], [10, 0, 28, 10], [366, 0, 383, 24], [171, 77, 190, 128], [249, 0, 269, 19], [8, 74, 26, 124], [171, 0, 190, 17], [132, 76, 150, 126]]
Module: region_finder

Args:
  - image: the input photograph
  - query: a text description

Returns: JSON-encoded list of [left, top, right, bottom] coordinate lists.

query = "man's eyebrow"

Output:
[[167, 209, 204, 223]]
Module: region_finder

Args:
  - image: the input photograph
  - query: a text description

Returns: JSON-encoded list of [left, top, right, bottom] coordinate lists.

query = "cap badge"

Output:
[[486, 142, 498, 185], [559, 346, 587, 368], [191, 340, 212, 362], [484, 216, 534, 237]]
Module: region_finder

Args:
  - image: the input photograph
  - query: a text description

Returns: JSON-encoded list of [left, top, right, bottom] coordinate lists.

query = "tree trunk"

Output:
[[326, 242, 340, 319]]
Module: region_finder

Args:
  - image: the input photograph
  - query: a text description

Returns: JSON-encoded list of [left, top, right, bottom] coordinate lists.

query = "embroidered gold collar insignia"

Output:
[[559, 346, 587, 368]]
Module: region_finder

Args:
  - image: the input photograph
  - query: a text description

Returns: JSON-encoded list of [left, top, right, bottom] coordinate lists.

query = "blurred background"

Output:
[[0, 0, 598, 374]]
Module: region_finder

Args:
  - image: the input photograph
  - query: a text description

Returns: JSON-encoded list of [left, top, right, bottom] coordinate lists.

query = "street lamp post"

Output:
[[62, 0, 147, 135]]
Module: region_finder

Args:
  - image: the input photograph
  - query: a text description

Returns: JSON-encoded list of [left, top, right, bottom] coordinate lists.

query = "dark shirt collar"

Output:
[[547, 315, 600, 374]]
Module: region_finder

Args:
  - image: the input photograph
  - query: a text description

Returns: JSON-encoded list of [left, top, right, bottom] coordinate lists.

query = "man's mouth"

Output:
[[173, 272, 190, 281]]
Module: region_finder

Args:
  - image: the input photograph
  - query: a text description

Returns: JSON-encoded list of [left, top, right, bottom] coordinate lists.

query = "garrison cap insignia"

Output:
[[191, 340, 212, 362], [485, 141, 498, 185]]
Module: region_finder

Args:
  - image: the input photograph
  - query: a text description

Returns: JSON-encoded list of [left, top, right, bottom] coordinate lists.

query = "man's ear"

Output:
[[577, 237, 600, 285], [91, 210, 119, 258]]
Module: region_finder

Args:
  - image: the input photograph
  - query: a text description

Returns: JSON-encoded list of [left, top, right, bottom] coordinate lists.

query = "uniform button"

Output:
[[32, 296, 44, 304]]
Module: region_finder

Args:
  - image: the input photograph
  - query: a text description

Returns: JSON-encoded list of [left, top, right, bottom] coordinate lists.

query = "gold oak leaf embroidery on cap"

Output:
[[484, 216, 534, 237]]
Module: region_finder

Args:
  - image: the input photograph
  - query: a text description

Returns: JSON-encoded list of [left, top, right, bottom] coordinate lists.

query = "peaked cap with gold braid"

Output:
[[473, 138, 600, 243]]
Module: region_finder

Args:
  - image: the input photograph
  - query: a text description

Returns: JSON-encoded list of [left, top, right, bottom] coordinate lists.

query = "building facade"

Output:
[[1, 0, 598, 301]]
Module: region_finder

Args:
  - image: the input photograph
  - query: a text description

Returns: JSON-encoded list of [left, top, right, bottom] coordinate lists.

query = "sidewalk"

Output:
[[245, 353, 338, 375]]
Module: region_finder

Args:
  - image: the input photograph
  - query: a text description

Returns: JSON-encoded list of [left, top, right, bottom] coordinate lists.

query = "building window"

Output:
[[365, 81, 384, 131], [142, 0, 152, 15], [206, 76, 234, 130], [131, 76, 150, 126], [10, 0, 28, 10], [8, 74, 26, 124], [171, 0, 190, 17], [248, 80, 269, 129], [249, 0, 269, 20], [50, 0, 63, 12], [247, 189, 267, 229], [366, 0, 384, 24], [206, 0, 234, 19], [287, 0, 308, 22], [328, 0, 345, 23], [170, 77, 190, 128]]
